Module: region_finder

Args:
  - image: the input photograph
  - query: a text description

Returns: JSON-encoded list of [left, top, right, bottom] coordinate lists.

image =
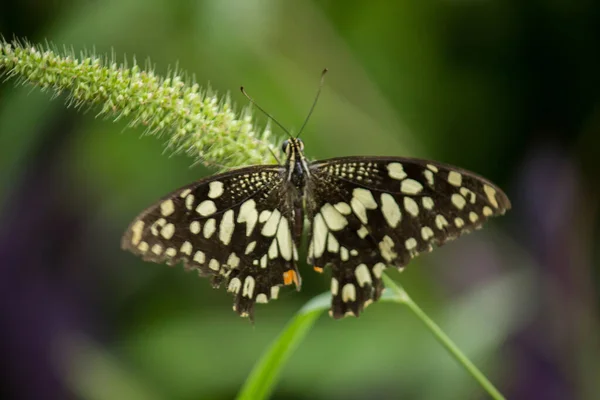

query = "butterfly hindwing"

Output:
[[121, 165, 301, 320], [307, 156, 511, 318]]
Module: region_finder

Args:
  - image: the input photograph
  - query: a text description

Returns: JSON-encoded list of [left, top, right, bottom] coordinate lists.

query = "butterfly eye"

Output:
[[297, 138, 304, 151], [281, 140, 289, 153]]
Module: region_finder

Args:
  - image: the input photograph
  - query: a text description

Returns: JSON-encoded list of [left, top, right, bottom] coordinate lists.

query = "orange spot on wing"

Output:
[[313, 266, 324, 273], [283, 270, 295, 285]]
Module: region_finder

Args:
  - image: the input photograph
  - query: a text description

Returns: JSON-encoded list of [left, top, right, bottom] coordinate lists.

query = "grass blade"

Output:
[[236, 290, 402, 400], [235, 293, 329, 400]]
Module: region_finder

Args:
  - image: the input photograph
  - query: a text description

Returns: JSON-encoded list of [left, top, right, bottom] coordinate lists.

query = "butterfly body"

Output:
[[122, 138, 510, 320]]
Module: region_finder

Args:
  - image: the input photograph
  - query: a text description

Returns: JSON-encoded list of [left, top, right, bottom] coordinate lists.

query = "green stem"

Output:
[[382, 274, 505, 400], [235, 293, 328, 400]]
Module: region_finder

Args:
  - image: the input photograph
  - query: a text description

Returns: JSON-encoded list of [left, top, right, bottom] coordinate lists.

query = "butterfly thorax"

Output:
[[283, 138, 310, 191]]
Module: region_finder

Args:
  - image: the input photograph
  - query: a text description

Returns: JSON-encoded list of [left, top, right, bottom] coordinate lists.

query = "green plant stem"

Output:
[[237, 291, 400, 400], [236, 293, 328, 400], [0, 38, 279, 169], [382, 274, 505, 400]]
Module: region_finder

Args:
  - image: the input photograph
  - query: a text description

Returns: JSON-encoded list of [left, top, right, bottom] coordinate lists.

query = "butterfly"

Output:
[[122, 136, 510, 321]]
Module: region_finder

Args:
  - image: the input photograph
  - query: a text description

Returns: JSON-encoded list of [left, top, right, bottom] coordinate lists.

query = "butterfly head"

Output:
[[281, 137, 304, 154]]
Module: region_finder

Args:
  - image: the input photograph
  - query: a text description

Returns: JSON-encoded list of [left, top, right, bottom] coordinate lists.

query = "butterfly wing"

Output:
[[307, 156, 511, 318], [122, 165, 301, 320]]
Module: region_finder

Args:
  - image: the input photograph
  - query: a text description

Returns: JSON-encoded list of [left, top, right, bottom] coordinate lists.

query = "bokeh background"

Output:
[[1, 1, 599, 399]]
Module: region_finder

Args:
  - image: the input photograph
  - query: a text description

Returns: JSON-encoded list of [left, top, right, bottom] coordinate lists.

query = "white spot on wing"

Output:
[[447, 171, 462, 187], [355, 264, 371, 287], [422, 197, 434, 210], [378, 235, 397, 262], [151, 244, 163, 255], [387, 162, 407, 180], [190, 221, 201, 234], [268, 239, 278, 259], [138, 242, 148, 252], [401, 179, 423, 195], [218, 209, 235, 245], [321, 203, 348, 231], [238, 199, 258, 236], [484, 185, 499, 208], [435, 215, 449, 230], [227, 253, 240, 268], [353, 188, 378, 209], [380, 193, 401, 228], [331, 278, 339, 295], [261, 209, 281, 237], [342, 284, 356, 302], [131, 221, 144, 245], [469, 212, 479, 223], [208, 258, 219, 271], [196, 200, 217, 216], [271, 286, 280, 299], [245, 241, 256, 255], [424, 170, 435, 186], [161, 223, 175, 239], [427, 164, 439, 173], [185, 194, 195, 210], [421, 226, 434, 240], [160, 199, 175, 217], [460, 187, 476, 204], [403, 197, 419, 216], [277, 217, 292, 261], [151, 218, 166, 236], [340, 247, 349, 261], [193, 251, 205, 264], [357, 225, 369, 239], [451, 193, 466, 210], [208, 181, 224, 199], [180, 241, 192, 255], [228, 278, 241, 293], [333, 202, 352, 215], [243, 276, 255, 298], [327, 232, 339, 253], [373, 262, 386, 278], [312, 213, 328, 259], [258, 210, 271, 223], [203, 218, 216, 238], [350, 197, 368, 224], [256, 293, 268, 304]]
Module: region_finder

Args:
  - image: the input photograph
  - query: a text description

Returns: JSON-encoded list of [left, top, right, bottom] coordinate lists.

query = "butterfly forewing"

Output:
[[307, 156, 510, 318], [121, 165, 301, 320]]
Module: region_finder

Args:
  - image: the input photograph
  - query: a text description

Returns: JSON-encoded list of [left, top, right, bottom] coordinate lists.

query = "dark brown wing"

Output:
[[306, 156, 510, 319], [121, 165, 301, 320]]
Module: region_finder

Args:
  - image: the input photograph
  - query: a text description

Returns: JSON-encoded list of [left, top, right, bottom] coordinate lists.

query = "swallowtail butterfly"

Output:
[[122, 75, 510, 320]]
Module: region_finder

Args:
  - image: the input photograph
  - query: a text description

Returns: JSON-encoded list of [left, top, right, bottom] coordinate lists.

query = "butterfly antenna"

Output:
[[240, 86, 291, 137], [296, 68, 328, 139]]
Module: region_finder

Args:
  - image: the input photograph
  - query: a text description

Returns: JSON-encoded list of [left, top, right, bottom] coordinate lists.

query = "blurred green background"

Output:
[[1, 1, 599, 399]]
